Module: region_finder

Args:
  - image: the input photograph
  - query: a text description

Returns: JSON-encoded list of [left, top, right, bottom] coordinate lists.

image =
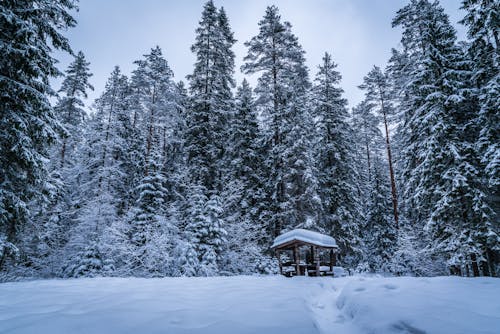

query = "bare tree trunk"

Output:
[[272, 35, 283, 238], [380, 98, 399, 229], [471, 253, 480, 277], [486, 248, 497, 277]]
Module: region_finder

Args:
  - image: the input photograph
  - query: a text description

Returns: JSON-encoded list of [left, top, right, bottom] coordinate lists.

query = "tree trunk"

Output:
[[60, 138, 67, 168], [271, 34, 284, 238], [471, 253, 480, 277], [0, 219, 16, 271], [382, 107, 399, 229], [486, 248, 497, 277], [365, 140, 371, 182]]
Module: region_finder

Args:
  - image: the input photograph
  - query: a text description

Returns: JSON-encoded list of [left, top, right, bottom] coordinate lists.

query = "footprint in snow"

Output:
[[354, 287, 366, 292], [383, 284, 398, 290], [312, 302, 325, 309], [334, 314, 345, 323], [392, 321, 427, 334]]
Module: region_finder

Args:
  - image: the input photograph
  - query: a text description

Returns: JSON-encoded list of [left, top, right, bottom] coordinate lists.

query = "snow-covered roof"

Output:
[[271, 229, 338, 249]]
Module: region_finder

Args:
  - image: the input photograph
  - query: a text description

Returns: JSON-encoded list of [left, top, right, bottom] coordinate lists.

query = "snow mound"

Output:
[[336, 276, 500, 334], [272, 228, 338, 248]]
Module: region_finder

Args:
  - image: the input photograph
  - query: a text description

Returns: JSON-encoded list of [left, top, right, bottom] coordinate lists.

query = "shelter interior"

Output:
[[274, 240, 337, 277]]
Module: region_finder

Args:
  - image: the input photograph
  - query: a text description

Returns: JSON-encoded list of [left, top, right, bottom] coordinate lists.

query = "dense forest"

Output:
[[0, 0, 498, 280]]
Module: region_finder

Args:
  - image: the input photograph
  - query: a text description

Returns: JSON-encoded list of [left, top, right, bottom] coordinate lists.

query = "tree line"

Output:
[[0, 0, 498, 279]]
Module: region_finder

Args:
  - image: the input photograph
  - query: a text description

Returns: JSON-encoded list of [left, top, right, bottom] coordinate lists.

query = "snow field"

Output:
[[0, 276, 498, 334]]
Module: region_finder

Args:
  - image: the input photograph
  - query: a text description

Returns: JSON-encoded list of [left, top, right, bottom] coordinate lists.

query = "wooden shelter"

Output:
[[271, 229, 339, 277]]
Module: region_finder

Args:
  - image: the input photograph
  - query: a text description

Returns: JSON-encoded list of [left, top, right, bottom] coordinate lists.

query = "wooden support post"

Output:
[[294, 245, 300, 276], [315, 246, 320, 277], [330, 249, 334, 275], [276, 250, 283, 275]]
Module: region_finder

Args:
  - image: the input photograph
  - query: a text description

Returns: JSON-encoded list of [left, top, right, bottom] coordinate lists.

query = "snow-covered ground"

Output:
[[0, 275, 498, 334]]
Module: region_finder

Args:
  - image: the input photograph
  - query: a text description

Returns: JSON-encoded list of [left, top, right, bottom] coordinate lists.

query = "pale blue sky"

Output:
[[54, 0, 466, 109]]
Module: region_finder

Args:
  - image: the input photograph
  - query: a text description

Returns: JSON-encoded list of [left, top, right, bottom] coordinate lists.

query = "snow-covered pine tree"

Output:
[[26, 51, 94, 277], [221, 79, 269, 273], [312, 52, 362, 267], [185, 0, 236, 193], [242, 5, 320, 241], [128, 151, 176, 277], [392, 0, 498, 276], [55, 51, 94, 168], [118, 48, 182, 276], [130, 46, 177, 176], [182, 1, 236, 273], [162, 81, 188, 208], [62, 66, 132, 277], [351, 100, 384, 271], [351, 101, 382, 187], [359, 66, 399, 229], [460, 0, 499, 276], [184, 184, 226, 276], [364, 156, 397, 273], [0, 0, 76, 271]]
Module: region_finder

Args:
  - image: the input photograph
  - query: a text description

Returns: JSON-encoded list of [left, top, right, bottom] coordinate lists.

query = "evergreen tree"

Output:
[[312, 52, 361, 266], [0, 0, 77, 271], [28, 51, 94, 276], [184, 184, 226, 276], [460, 0, 499, 276], [182, 1, 236, 272], [242, 5, 319, 240], [185, 0, 236, 193], [128, 153, 176, 277], [351, 101, 382, 186], [393, 0, 497, 275], [364, 156, 397, 272], [222, 79, 268, 273], [130, 46, 177, 175], [55, 51, 94, 168], [61, 66, 132, 277], [359, 66, 399, 228]]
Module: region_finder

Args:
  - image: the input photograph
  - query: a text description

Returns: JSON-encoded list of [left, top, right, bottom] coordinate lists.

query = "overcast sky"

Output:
[[54, 0, 466, 109]]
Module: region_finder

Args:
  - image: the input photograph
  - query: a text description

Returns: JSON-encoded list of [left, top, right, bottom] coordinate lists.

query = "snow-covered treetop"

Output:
[[271, 229, 338, 249]]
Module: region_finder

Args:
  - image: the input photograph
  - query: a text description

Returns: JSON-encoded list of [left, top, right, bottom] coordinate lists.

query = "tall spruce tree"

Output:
[[460, 0, 499, 276], [351, 100, 396, 272], [182, 1, 236, 272], [242, 5, 320, 241], [130, 46, 177, 175], [359, 66, 399, 229], [393, 0, 497, 275], [222, 79, 269, 273], [312, 52, 362, 266], [185, 0, 236, 193], [55, 51, 94, 168], [364, 156, 397, 272], [128, 152, 175, 277], [0, 0, 77, 271], [61, 66, 144, 278], [351, 101, 382, 186], [28, 51, 94, 276]]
